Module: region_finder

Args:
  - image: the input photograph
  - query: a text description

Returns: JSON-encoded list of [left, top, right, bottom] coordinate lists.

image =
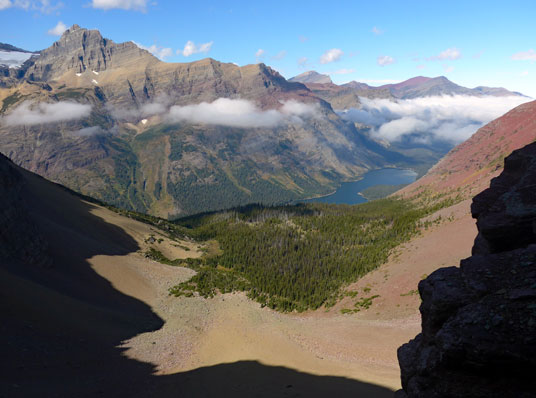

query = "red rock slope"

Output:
[[400, 100, 536, 198]]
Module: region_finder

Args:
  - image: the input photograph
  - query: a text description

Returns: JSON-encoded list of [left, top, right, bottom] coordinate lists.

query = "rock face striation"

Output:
[[397, 142, 536, 397]]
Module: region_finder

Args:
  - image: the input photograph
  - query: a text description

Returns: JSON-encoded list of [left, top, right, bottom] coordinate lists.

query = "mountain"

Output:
[[290, 74, 525, 110], [294, 80, 393, 110], [0, 42, 37, 76], [398, 100, 536, 199], [377, 76, 475, 98], [473, 85, 526, 97], [0, 42, 34, 53], [398, 141, 536, 397], [289, 70, 332, 84], [0, 25, 410, 218]]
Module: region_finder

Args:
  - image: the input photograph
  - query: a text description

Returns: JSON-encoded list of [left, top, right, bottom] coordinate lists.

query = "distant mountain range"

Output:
[[289, 72, 526, 109]]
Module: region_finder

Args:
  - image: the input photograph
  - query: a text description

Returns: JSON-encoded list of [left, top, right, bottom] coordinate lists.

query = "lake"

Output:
[[303, 168, 417, 205]]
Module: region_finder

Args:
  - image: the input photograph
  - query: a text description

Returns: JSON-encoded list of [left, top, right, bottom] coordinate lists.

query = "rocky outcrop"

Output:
[[397, 142, 536, 397], [471, 141, 536, 255]]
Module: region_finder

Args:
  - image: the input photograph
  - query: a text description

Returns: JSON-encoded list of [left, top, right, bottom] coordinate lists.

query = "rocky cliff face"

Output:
[[397, 142, 536, 397]]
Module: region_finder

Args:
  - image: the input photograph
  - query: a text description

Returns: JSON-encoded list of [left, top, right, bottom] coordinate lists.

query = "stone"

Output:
[[398, 142, 536, 397]]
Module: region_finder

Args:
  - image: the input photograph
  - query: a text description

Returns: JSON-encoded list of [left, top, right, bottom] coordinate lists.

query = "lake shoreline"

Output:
[[301, 168, 417, 205]]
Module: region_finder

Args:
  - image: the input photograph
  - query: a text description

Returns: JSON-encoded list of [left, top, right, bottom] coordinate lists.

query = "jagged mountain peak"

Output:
[[25, 24, 158, 81]]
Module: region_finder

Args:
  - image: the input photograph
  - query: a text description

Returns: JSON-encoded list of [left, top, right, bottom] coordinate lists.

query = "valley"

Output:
[[0, 150, 473, 396], [1, 6, 535, 397]]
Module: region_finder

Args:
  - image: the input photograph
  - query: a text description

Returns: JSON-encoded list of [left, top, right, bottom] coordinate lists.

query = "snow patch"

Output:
[[92, 79, 99, 85], [76, 73, 82, 77], [141, 119, 148, 125], [0, 50, 35, 68], [92, 70, 99, 75]]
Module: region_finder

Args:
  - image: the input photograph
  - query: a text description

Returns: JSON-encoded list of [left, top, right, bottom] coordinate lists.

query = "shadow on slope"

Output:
[[0, 156, 393, 397], [151, 360, 394, 398]]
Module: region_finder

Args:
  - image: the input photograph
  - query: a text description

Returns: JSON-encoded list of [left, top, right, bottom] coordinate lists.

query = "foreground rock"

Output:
[[397, 142, 536, 397]]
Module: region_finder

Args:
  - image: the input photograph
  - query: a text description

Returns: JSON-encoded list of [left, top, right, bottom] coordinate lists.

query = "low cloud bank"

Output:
[[338, 95, 531, 144], [111, 97, 320, 128], [74, 126, 105, 136], [2, 101, 92, 126], [167, 98, 318, 128]]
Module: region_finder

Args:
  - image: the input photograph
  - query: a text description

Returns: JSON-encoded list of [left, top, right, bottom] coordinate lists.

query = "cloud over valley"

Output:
[[2, 101, 92, 126], [338, 95, 531, 144], [167, 98, 319, 128]]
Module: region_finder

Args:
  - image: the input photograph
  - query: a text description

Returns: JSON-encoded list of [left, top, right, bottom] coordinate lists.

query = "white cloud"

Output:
[[91, 0, 147, 11], [417, 64, 425, 70], [511, 49, 536, 61], [47, 21, 67, 36], [338, 95, 530, 144], [377, 55, 395, 66], [2, 101, 92, 126], [106, 94, 171, 120], [255, 48, 265, 60], [0, 0, 62, 12], [272, 50, 286, 61], [357, 78, 400, 85], [167, 98, 319, 128], [134, 42, 172, 60], [332, 68, 355, 75], [427, 47, 461, 61], [320, 48, 343, 64], [443, 64, 454, 73], [298, 35, 308, 43], [297, 56, 308, 68], [521, 70, 529, 76], [179, 40, 213, 57], [75, 126, 104, 136], [371, 26, 383, 35]]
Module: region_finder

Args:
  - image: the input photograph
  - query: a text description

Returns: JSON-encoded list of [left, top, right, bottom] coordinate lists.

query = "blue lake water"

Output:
[[303, 168, 417, 205]]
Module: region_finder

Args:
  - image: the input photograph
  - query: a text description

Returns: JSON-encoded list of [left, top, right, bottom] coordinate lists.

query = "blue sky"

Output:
[[1, 0, 535, 97]]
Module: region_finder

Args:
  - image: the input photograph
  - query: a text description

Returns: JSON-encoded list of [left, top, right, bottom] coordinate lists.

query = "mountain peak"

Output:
[[289, 71, 332, 84], [67, 24, 81, 32], [24, 25, 157, 81]]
